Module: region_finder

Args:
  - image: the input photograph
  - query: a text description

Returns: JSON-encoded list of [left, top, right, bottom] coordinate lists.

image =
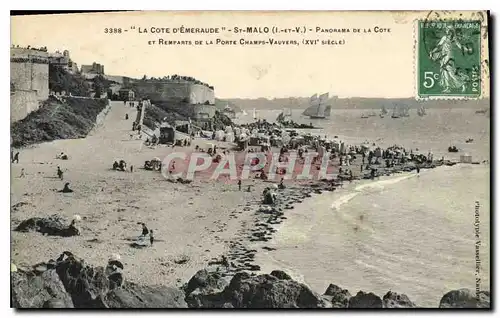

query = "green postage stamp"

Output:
[[417, 20, 482, 98]]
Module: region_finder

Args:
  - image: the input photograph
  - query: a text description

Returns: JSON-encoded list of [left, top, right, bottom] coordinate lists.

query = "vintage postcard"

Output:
[[10, 11, 490, 309]]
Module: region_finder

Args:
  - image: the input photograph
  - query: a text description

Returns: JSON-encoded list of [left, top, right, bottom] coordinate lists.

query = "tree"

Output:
[[94, 85, 103, 98]]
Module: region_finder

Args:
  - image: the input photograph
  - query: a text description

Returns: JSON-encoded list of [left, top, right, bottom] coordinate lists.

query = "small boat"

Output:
[[391, 104, 410, 118], [361, 114, 369, 118], [465, 138, 474, 143]]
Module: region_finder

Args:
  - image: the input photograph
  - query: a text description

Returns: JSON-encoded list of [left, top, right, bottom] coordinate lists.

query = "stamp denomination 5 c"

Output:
[[417, 20, 482, 98]]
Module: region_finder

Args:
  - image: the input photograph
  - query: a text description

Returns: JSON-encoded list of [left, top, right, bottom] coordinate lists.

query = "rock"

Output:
[[382, 291, 416, 308], [323, 284, 351, 308], [222, 272, 327, 308], [106, 282, 187, 308], [184, 269, 229, 308], [11, 269, 74, 308], [14, 214, 79, 237], [348, 291, 383, 308], [270, 270, 292, 280], [11, 251, 189, 308], [439, 288, 490, 308]]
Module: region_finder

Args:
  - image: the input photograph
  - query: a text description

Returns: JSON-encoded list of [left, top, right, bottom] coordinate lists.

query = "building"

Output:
[[460, 154, 473, 163], [118, 89, 135, 101], [81, 62, 105, 75], [159, 124, 176, 144]]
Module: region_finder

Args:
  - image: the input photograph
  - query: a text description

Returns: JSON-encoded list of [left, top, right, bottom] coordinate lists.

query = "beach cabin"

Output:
[[159, 124, 175, 144], [175, 120, 192, 135], [460, 154, 473, 163]]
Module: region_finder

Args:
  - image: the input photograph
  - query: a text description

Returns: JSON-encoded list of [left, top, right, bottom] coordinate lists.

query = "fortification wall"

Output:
[[10, 60, 49, 101], [11, 48, 49, 59], [131, 82, 215, 105], [89, 99, 111, 135], [10, 53, 49, 122], [193, 105, 216, 120], [10, 90, 39, 123]]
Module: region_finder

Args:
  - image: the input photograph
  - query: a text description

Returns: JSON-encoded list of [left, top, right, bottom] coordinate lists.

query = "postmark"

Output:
[[417, 19, 482, 98]]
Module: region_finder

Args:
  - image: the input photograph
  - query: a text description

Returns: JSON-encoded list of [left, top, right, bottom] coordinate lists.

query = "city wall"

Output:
[[10, 50, 50, 122], [10, 90, 39, 123], [131, 82, 215, 105]]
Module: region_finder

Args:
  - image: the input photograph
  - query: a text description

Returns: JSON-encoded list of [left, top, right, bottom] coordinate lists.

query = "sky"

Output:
[[11, 11, 490, 99]]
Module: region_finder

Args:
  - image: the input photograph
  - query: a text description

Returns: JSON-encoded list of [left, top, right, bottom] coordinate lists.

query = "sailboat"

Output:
[[253, 108, 259, 120], [402, 105, 410, 117], [417, 105, 427, 117], [302, 93, 331, 119], [380, 106, 388, 117], [277, 107, 292, 123]]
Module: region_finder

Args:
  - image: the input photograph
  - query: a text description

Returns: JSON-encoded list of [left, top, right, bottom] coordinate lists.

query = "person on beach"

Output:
[[125, 114, 129, 120], [138, 222, 149, 237], [59, 182, 73, 193], [106, 254, 124, 289], [238, 179, 242, 191], [19, 168, 26, 178], [149, 230, 154, 246], [278, 178, 286, 189], [57, 166, 64, 180], [130, 165, 134, 173], [416, 165, 420, 174], [12, 152, 19, 164]]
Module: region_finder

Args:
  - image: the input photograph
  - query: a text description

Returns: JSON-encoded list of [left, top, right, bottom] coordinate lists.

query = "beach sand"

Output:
[[10, 101, 270, 287]]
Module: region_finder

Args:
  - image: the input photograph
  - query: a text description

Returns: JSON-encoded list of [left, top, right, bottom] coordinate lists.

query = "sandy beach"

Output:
[[11, 101, 275, 287]]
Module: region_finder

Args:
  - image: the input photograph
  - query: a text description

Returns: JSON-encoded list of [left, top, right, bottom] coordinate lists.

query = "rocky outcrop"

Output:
[[348, 291, 383, 308], [14, 214, 79, 237], [270, 270, 292, 280], [11, 269, 74, 308], [11, 253, 491, 309], [106, 282, 187, 308], [184, 270, 327, 308], [323, 284, 351, 308], [439, 288, 490, 308], [11, 252, 187, 308], [184, 269, 229, 308], [382, 291, 416, 308]]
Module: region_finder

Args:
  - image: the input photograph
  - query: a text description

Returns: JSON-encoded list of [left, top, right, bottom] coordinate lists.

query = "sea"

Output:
[[236, 108, 490, 307]]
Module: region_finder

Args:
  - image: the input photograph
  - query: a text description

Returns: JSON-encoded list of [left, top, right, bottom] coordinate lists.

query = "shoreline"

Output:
[[11, 161, 491, 308], [203, 159, 443, 279]]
